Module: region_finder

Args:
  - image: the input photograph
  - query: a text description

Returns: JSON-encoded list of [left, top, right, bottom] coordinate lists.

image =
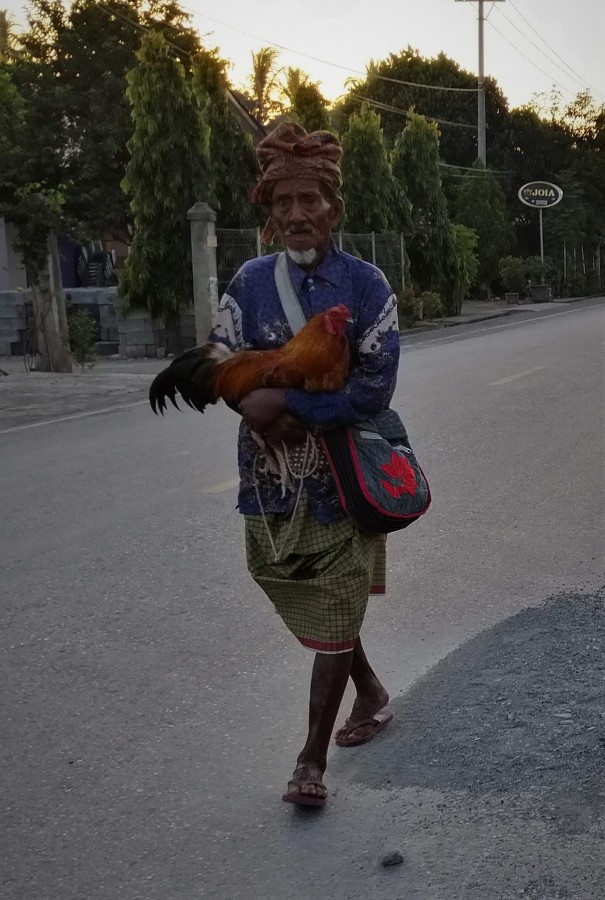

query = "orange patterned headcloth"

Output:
[[251, 122, 343, 242]]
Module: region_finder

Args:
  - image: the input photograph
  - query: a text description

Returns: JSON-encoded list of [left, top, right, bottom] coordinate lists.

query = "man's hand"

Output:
[[238, 388, 287, 434], [264, 412, 309, 444]]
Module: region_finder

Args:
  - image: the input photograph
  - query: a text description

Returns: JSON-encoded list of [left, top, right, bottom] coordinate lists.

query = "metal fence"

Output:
[[558, 241, 604, 296], [216, 228, 405, 298]]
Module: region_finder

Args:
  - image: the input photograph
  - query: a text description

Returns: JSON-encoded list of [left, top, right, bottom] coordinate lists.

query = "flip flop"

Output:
[[282, 783, 327, 808], [282, 764, 328, 807], [334, 708, 394, 748]]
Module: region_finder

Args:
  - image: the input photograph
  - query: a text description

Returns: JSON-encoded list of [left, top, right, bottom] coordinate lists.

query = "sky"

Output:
[[5, 0, 605, 110]]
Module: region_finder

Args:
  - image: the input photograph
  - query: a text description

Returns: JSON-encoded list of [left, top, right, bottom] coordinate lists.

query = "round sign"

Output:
[[518, 181, 563, 209]]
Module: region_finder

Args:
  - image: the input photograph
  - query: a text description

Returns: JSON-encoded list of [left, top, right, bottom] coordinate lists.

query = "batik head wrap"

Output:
[[250, 122, 343, 243]]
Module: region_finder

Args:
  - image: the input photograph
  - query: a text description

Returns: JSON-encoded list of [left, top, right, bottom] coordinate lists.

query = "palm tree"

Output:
[[0, 9, 17, 62], [282, 67, 315, 106], [246, 47, 283, 124]]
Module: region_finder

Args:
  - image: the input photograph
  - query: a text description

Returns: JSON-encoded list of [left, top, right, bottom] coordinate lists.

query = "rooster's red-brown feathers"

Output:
[[149, 305, 352, 415]]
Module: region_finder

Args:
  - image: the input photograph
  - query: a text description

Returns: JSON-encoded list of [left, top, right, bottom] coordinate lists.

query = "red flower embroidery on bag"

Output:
[[380, 451, 417, 498]]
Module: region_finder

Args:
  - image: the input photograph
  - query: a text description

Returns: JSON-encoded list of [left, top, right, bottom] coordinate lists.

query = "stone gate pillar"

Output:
[[187, 202, 219, 345]]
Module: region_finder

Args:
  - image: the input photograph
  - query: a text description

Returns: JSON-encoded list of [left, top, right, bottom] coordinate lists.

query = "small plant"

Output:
[[68, 309, 98, 370], [419, 291, 443, 319], [499, 256, 526, 293], [397, 286, 423, 327]]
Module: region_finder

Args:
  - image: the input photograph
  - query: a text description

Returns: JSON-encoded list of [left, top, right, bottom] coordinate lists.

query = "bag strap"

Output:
[[274, 252, 308, 335]]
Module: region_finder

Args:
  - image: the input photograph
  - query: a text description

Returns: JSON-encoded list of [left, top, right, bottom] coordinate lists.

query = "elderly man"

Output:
[[209, 123, 400, 808]]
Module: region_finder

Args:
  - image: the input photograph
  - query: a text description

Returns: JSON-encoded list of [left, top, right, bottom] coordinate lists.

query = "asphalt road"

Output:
[[1, 300, 604, 899]]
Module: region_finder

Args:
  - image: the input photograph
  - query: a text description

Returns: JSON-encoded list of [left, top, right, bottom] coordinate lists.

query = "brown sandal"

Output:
[[334, 708, 393, 747]]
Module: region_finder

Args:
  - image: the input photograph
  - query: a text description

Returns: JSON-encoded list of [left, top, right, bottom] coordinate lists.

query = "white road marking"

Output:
[[490, 366, 545, 386], [0, 400, 148, 435], [201, 477, 239, 494]]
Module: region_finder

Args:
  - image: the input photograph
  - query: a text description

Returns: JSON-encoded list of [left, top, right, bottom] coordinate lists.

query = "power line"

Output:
[[506, 0, 605, 100], [486, 19, 582, 98], [189, 9, 478, 93], [493, 3, 600, 97], [439, 161, 512, 174], [96, 3, 195, 61], [350, 94, 477, 130]]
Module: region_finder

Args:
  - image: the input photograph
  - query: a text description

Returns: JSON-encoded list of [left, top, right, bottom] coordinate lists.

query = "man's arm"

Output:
[[211, 290, 307, 440], [284, 290, 400, 430]]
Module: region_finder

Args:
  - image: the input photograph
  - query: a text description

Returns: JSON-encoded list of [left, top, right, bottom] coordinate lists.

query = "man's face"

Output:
[[270, 178, 342, 262]]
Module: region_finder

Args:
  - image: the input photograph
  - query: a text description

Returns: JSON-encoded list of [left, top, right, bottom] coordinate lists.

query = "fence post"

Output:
[[256, 227, 262, 258], [400, 233, 405, 293], [563, 240, 567, 287], [188, 202, 218, 345], [337, 231, 343, 251], [371, 231, 376, 266]]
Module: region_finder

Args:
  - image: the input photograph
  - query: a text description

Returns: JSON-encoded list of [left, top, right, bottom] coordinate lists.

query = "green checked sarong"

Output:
[[245, 496, 386, 653]]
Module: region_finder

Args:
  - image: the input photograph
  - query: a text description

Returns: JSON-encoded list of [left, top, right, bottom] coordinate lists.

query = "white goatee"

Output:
[[286, 247, 318, 266]]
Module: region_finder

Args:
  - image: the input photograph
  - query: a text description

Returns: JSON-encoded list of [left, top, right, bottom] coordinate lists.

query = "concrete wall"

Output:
[[0, 290, 32, 356], [0, 285, 197, 358], [65, 287, 119, 343]]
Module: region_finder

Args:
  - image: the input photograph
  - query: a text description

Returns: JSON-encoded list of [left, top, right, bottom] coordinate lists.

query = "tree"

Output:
[[290, 83, 329, 132], [454, 159, 513, 292], [444, 224, 479, 315], [13, 0, 205, 238], [281, 67, 329, 131], [0, 68, 72, 371], [282, 67, 313, 105], [337, 47, 509, 168], [0, 8, 17, 61], [192, 53, 257, 227], [341, 104, 396, 233], [120, 31, 210, 351], [246, 46, 283, 124], [391, 111, 453, 292]]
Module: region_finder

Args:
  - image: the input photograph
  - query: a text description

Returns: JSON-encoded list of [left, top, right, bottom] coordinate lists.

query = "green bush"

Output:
[[500, 255, 556, 293], [68, 309, 97, 370], [420, 291, 443, 319], [499, 256, 525, 293], [397, 287, 423, 327], [444, 224, 479, 315]]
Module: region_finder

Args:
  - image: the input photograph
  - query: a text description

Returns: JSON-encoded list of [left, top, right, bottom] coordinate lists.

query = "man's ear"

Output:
[[331, 196, 345, 229]]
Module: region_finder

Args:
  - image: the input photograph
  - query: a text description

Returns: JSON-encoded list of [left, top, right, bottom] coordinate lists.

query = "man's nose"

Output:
[[288, 198, 306, 222]]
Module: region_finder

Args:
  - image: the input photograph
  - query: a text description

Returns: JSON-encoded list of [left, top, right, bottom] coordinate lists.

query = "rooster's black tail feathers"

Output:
[[149, 343, 231, 415]]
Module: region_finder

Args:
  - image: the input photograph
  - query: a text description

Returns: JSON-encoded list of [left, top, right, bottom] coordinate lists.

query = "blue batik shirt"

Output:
[[209, 243, 401, 523]]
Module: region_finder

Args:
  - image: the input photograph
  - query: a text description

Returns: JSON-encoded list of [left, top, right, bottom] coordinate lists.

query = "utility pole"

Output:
[[456, 0, 504, 164]]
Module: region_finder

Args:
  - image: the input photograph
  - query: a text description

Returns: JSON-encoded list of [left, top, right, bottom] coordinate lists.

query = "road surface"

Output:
[[1, 300, 604, 899]]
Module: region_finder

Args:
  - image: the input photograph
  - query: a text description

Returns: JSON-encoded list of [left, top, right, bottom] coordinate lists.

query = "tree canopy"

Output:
[[453, 160, 513, 289], [119, 30, 209, 342]]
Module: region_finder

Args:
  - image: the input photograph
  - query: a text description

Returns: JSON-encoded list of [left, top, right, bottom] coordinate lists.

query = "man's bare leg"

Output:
[[349, 637, 390, 719], [283, 650, 353, 805], [334, 638, 390, 745]]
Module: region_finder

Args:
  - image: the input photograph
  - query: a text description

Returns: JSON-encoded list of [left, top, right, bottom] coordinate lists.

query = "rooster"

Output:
[[149, 304, 352, 416]]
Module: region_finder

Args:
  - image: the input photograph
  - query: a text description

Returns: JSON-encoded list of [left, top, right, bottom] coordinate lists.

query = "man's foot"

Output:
[[348, 682, 389, 724], [282, 763, 328, 808], [334, 706, 393, 747], [335, 682, 391, 747]]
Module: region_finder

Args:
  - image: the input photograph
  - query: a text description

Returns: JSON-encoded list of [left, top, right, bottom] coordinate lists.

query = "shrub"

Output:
[[68, 309, 97, 370], [499, 256, 525, 293], [500, 255, 556, 293], [444, 224, 479, 315], [420, 291, 443, 319], [397, 287, 423, 327]]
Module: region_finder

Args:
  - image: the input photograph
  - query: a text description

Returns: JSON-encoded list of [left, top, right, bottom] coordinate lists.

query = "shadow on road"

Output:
[[337, 588, 605, 832]]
